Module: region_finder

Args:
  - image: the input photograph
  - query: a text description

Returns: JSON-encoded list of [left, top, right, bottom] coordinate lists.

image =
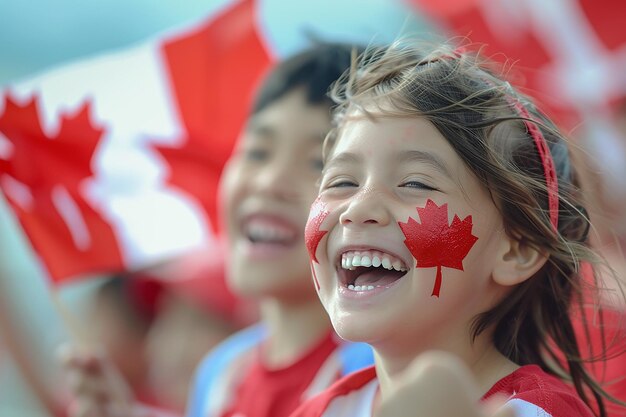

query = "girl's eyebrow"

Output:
[[398, 150, 452, 180], [323, 150, 452, 180], [323, 152, 361, 172]]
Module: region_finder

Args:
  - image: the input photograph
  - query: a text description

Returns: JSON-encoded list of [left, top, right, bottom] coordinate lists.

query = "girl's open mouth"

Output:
[[337, 250, 409, 292]]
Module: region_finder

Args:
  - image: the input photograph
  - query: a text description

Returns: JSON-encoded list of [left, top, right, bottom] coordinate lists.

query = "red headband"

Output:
[[448, 47, 559, 230], [422, 48, 559, 231], [507, 97, 559, 231]]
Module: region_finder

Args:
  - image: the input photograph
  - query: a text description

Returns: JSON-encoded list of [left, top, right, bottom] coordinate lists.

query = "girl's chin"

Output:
[[330, 316, 385, 344]]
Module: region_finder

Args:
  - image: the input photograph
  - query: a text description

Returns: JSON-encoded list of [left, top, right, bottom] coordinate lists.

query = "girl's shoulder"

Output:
[[484, 365, 595, 417], [290, 366, 378, 417]]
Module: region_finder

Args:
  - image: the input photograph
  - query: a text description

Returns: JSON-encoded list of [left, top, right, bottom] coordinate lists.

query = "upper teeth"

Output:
[[341, 250, 408, 271]]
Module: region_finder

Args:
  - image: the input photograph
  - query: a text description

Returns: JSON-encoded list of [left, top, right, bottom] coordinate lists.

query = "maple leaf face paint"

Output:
[[398, 200, 478, 297], [305, 197, 329, 290]]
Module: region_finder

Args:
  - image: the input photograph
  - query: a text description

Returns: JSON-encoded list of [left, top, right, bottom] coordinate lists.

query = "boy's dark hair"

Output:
[[252, 43, 363, 115]]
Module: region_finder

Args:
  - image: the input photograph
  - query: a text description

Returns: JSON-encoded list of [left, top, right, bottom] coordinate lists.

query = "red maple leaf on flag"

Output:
[[411, 0, 626, 127], [0, 94, 123, 282], [0, 95, 100, 190], [152, 141, 222, 230], [398, 199, 478, 297], [157, 0, 272, 233]]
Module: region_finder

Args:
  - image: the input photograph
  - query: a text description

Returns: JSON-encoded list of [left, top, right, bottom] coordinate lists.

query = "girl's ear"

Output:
[[492, 235, 548, 286]]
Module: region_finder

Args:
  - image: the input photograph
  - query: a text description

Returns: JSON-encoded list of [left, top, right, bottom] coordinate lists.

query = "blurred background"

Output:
[[0, 2, 263, 415], [0, 1, 624, 416], [0, 1, 232, 85]]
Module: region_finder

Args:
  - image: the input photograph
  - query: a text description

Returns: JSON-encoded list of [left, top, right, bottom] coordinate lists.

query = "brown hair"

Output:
[[324, 41, 623, 416]]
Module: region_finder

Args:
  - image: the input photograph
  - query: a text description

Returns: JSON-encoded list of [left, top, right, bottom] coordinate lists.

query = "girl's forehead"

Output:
[[332, 112, 445, 154]]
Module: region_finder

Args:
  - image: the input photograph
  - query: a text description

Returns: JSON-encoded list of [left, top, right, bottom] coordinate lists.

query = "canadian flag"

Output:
[[0, 0, 421, 283], [412, 0, 626, 212], [413, 0, 626, 123]]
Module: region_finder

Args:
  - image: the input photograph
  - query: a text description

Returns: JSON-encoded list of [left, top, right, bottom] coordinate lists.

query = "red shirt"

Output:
[[290, 365, 596, 417], [220, 332, 340, 417]]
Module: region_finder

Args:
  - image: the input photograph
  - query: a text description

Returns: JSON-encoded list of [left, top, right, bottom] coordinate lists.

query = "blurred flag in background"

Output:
[[412, 0, 626, 227], [413, 0, 626, 125], [0, 0, 426, 283], [2, 0, 625, 284]]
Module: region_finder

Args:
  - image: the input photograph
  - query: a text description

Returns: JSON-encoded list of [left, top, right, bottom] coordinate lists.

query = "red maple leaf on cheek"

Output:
[[304, 198, 329, 291], [304, 198, 329, 263], [398, 199, 478, 297]]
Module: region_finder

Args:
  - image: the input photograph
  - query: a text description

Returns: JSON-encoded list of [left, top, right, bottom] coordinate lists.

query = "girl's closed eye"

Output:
[[330, 180, 358, 188], [325, 177, 358, 188], [399, 179, 439, 192]]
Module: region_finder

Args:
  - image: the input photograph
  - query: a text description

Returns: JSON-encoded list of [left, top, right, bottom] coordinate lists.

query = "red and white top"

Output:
[[290, 365, 596, 417], [217, 331, 341, 417], [186, 325, 374, 417]]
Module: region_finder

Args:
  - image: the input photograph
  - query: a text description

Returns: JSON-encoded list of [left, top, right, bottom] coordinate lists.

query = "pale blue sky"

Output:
[[0, 1, 230, 84]]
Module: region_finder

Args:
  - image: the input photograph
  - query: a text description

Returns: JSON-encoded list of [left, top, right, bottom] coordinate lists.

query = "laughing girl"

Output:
[[293, 43, 624, 417]]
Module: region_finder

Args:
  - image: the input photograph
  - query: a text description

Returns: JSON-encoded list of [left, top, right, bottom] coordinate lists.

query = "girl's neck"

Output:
[[373, 332, 518, 405], [259, 297, 332, 369]]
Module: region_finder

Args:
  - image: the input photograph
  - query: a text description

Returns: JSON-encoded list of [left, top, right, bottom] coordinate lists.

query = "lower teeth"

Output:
[[348, 284, 376, 291]]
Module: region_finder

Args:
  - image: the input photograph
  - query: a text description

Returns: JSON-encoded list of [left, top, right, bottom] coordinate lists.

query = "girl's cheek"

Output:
[[310, 262, 322, 292]]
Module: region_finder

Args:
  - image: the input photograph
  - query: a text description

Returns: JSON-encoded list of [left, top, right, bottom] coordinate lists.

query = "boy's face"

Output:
[[219, 89, 330, 301], [309, 113, 509, 352]]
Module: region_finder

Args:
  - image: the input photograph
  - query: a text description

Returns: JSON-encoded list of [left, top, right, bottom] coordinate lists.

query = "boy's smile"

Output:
[[240, 212, 300, 259], [219, 90, 330, 300]]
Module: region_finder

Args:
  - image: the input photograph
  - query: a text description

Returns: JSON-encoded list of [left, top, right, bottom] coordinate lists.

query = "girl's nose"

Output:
[[339, 188, 391, 227]]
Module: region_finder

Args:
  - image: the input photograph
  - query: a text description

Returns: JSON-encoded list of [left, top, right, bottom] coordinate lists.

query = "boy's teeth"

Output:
[[341, 250, 407, 271]]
